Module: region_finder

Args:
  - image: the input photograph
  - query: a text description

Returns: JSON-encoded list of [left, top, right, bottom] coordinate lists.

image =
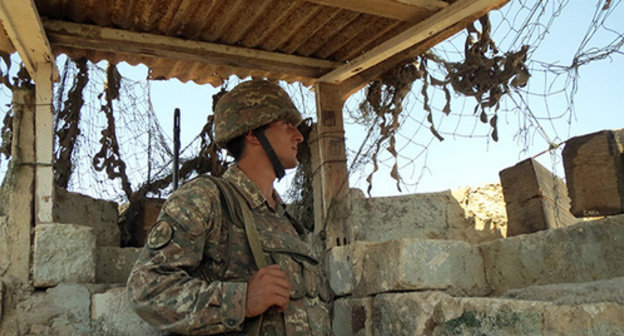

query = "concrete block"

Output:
[[332, 297, 374, 336], [503, 277, 624, 305], [0, 279, 3, 321], [13, 283, 92, 335], [563, 128, 624, 217], [432, 297, 549, 335], [373, 291, 449, 336], [542, 302, 624, 335], [433, 297, 624, 336], [96, 247, 142, 284], [350, 184, 507, 245], [480, 215, 624, 295], [350, 189, 465, 242], [500, 158, 577, 236], [0, 215, 8, 276], [329, 239, 487, 297], [91, 287, 160, 335], [328, 242, 372, 296], [33, 224, 96, 287], [54, 187, 120, 246]]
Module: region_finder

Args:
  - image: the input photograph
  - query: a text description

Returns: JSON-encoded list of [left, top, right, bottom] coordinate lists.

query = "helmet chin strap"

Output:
[[252, 128, 286, 180]]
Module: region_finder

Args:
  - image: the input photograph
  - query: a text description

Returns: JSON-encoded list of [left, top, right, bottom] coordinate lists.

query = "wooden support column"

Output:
[[0, 0, 58, 225], [34, 63, 55, 224], [311, 82, 352, 249]]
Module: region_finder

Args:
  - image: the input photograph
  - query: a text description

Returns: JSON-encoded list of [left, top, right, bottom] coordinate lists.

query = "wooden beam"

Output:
[[0, 0, 58, 81], [311, 82, 353, 249], [319, 0, 510, 85], [42, 20, 341, 81], [306, 0, 448, 22]]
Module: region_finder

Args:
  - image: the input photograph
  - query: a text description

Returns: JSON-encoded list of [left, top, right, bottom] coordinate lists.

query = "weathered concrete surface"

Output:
[[350, 184, 506, 245], [334, 291, 624, 336], [0, 89, 36, 281], [329, 239, 487, 297], [96, 247, 142, 284], [0, 283, 92, 336], [479, 215, 624, 295], [33, 224, 96, 287], [332, 297, 374, 336], [373, 291, 449, 336], [450, 184, 508, 243], [91, 287, 160, 335], [54, 187, 120, 246], [0, 279, 4, 321], [433, 296, 624, 336], [503, 276, 624, 305]]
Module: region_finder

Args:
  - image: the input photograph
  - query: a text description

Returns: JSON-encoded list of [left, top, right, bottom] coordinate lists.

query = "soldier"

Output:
[[127, 80, 331, 336]]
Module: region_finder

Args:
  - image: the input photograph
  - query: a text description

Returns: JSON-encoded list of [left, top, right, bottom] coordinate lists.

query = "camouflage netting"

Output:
[[0, 0, 621, 245]]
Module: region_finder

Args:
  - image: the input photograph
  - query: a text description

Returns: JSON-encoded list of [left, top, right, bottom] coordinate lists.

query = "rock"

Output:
[[479, 215, 624, 295], [33, 224, 96, 287], [96, 247, 142, 284], [91, 287, 160, 335]]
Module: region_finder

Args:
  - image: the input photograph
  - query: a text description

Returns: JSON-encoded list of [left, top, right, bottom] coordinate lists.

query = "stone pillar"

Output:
[[0, 87, 35, 281], [311, 82, 352, 249], [34, 62, 55, 224]]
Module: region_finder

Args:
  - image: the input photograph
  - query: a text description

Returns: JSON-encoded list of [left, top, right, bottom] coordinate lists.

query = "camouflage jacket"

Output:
[[127, 166, 331, 335]]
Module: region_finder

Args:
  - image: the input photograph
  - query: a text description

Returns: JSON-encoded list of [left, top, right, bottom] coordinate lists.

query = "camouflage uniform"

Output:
[[127, 165, 332, 335]]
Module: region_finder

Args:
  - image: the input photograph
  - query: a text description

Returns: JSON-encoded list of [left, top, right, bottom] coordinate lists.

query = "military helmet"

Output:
[[214, 80, 302, 146]]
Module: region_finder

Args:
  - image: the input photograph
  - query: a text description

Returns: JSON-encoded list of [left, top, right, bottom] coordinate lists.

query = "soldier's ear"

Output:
[[244, 131, 261, 146]]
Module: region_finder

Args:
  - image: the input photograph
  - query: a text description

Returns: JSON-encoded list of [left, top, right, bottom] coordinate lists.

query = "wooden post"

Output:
[[34, 62, 55, 224], [499, 158, 577, 236], [563, 129, 624, 217], [311, 82, 352, 249]]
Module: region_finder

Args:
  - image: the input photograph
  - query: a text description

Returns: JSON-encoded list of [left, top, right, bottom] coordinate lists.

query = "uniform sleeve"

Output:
[[127, 178, 247, 335]]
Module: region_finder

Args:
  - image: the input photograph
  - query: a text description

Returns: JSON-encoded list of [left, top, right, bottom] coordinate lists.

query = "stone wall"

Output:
[[2, 174, 623, 335], [350, 184, 507, 245]]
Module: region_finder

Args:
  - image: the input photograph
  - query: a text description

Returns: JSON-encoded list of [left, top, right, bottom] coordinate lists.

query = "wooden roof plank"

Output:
[[305, 0, 448, 22], [43, 20, 340, 80], [0, 0, 59, 81], [319, 0, 510, 84]]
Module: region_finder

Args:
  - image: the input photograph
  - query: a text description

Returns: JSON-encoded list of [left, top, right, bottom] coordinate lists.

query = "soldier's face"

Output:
[[264, 120, 304, 169]]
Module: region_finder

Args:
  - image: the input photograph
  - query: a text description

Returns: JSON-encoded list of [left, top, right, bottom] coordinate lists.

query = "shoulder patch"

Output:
[[146, 221, 173, 249]]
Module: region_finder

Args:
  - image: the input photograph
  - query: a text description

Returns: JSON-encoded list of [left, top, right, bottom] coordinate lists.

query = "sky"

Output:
[[1, 0, 622, 199]]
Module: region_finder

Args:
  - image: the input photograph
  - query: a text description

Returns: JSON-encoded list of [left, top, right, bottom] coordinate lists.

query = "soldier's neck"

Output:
[[237, 159, 277, 208]]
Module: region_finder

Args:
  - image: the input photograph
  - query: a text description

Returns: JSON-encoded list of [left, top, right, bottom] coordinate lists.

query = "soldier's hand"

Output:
[[245, 264, 291, 317]]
